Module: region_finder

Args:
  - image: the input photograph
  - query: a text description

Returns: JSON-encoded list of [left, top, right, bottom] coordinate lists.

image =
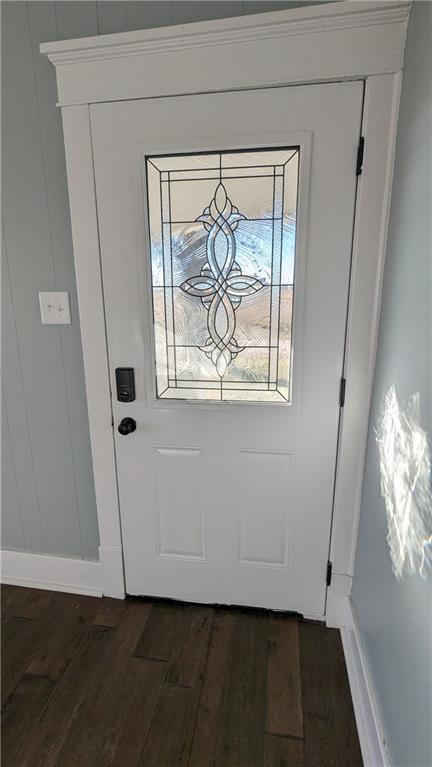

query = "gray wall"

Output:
[[351, 4, 432, 767], [1, 1, 308, 560]]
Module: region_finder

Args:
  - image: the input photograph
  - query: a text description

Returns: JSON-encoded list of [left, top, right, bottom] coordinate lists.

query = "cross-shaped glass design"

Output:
[[146, 148, 299, 402], [180, 182, 263, 378]]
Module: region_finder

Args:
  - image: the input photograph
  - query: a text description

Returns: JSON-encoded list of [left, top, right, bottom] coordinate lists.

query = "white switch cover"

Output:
[[39, 291, 71, 325]]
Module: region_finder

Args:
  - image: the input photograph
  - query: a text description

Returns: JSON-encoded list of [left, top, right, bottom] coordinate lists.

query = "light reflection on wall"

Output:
[[376, 385, 432, 580]]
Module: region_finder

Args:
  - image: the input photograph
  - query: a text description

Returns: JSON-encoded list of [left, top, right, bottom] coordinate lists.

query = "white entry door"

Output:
[[91, 82, 363, 617]]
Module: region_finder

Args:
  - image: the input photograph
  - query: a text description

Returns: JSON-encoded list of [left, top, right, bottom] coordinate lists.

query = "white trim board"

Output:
[[41, 2, 410, 64], [1, 549, 102, 598], [40, 1, 411, 106], [341, 597, 391, 767], [40, 1, 411, 603]]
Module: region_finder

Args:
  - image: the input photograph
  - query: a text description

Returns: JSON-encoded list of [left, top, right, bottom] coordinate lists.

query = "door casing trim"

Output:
[[42, 2, 411, 614]]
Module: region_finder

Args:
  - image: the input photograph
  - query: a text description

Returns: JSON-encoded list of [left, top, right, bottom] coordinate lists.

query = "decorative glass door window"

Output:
[[146, 148, 299, 402]]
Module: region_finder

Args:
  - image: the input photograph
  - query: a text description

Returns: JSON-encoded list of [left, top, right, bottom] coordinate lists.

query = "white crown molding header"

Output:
[[40, 1, 412, 67]]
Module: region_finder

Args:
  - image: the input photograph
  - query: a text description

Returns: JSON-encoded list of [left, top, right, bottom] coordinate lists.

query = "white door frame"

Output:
[[41, 1, 411, 622]]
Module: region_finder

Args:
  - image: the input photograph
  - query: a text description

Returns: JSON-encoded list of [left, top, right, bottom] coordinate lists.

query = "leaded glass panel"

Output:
[[146, 148, 298, 403]]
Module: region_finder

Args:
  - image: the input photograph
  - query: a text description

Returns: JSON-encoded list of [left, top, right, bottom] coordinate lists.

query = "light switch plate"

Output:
[[39, 291, 71, 325]]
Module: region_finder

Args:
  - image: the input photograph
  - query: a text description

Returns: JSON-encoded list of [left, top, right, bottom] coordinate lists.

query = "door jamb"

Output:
[[42, 2, 411, 617]]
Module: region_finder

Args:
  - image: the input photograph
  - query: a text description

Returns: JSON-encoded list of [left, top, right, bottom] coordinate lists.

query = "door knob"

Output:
[[118, 417, 136, 435]]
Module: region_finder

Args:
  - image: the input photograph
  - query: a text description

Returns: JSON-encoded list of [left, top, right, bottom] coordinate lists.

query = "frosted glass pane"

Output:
[[234, 287, 271, 347], [146, 148, 298, 402], [171, 224, 208, 287]]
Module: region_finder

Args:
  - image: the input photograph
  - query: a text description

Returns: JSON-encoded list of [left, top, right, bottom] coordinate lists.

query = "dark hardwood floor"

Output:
[[1, 585, 362, 766]]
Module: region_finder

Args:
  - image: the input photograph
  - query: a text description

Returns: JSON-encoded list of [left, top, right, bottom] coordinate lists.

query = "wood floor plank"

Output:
[[299, 621, 334, 719], [138, 684, 198, 767], [134, 601, 191, 662], [1, 616, 36, 705], [303, 714, 340, 767], [12, 587, 91, 621], [2, 594, 98, 765], [52, 601, 162, 766], [1, 674, 55, 766], [165, 604, 215, 688], [17, 625, 115, 767], [266, 615, 303, 738], [326, 629, 363, 766], [264, 733, 304, 767], [92, 595, 130, 627], [24, 593, 95, 680], [215, 610, 268, 767], [300, 621, 363, 766], [1, 590, 63, 704], [99, 660, 165, 767], [1, 584, 29, 621], [1, 584, 16, 616], [188, 609, 235, 767], [55, 661, 164, 766]]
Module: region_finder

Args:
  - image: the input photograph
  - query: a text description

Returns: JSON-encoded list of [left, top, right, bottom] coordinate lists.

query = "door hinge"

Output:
[[326, 561, 333, 587], [356, 136, 365, 176], [339, 377, 346, 407]]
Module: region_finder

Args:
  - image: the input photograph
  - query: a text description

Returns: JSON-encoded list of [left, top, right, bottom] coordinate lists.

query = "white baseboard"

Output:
[[1, 549, 102, 597], [341, 597, 391, 767]]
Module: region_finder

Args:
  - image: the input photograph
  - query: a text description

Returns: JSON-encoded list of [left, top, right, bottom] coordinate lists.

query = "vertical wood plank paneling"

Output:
[[242, 1, 304, 14], [172, 1, 242, 25], [1, 391, 26, 552], [1, 226, 44, 550], [54, 1, 99, 39], [124, 1, 172, 31], [96, 2, 128, 35], [27, 1, 99, 560], [2, 1, 83, 557]]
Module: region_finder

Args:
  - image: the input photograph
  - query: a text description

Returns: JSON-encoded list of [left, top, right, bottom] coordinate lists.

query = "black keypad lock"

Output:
[[115, 368, 135, 402]]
